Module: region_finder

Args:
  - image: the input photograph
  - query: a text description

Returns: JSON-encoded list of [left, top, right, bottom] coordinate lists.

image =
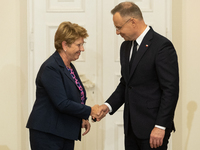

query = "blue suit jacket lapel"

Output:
[[71, 64, 87, 98], [53, 51, 76, 84], [53, 51, 87, 99]]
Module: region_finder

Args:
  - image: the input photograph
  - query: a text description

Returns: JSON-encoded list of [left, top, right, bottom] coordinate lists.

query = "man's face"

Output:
[[113, 12, 135, 41]]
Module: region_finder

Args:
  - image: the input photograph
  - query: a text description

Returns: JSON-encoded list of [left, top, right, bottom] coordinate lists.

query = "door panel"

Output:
[[29, 1, 101, 150]]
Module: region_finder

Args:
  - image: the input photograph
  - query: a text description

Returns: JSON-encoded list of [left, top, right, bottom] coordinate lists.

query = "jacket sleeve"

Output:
[[155, 40, 179, 128], [106, 75, 126, 115], [106, 41, 129, 115]]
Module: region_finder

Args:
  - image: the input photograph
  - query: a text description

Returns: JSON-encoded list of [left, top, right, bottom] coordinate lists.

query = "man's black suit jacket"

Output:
[[106, 27, 179, 139], [26, 51, 91, 141]]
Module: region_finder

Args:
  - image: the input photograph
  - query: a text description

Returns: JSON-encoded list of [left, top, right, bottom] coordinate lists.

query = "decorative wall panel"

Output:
[[46, 25, 58, 56], [46, 0, 85, 12], [115, 122, 124, 150]]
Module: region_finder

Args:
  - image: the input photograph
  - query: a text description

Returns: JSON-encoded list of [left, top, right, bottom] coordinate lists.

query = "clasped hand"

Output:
[[90, 104, 109, 122]]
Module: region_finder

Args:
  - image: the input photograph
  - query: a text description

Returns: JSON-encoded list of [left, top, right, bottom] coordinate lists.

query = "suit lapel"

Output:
[[122, 41, 132, 82], [53, 51, 87, 101], [53, 51, 76, 84], [129, 28, 154, 80], [63, 67, 75, 84], [71, 64, 87, 96]]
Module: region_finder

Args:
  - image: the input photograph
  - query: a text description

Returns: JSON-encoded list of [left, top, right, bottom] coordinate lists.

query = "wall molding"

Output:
[[46, 0, 85, 13]]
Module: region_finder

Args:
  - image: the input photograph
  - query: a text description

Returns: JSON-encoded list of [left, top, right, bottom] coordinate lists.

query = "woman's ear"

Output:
[[62, 41, 67, 51]]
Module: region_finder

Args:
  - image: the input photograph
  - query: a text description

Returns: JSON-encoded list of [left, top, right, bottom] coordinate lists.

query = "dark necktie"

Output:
[[129, 40, 138, 72]]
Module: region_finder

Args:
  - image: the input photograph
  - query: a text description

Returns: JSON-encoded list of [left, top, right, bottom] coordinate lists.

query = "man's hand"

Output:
[[82, 119, 91, 136], [149, 127, 165, 148], [96, 104, 109, 121], [99, 104, 109, 115]]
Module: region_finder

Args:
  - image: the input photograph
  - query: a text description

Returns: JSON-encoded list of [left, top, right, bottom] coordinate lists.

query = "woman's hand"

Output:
[[82, 119, 91, 136]]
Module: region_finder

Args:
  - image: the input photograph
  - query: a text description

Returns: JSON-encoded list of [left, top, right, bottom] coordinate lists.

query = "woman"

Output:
[[26, 21, 100, 150]]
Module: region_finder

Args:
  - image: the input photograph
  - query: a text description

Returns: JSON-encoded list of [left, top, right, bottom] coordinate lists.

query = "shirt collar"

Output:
[[136, 26, 150, 46]]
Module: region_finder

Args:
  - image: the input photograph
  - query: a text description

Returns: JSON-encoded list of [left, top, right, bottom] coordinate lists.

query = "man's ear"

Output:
[[130, 18, 136, 26]]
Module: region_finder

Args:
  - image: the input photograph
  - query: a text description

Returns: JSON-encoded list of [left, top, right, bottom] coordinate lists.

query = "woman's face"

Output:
[[64, 37, 85, 62]]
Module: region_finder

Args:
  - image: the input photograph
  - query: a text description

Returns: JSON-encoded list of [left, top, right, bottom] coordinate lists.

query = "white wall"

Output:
[[0, 0, 28, 150], [172, 0, 200, 150], [181, 0, 200, 149], [0, 0, 200, 150]]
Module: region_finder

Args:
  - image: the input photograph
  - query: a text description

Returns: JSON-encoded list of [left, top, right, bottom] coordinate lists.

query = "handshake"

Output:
[[90, 104, 110, 122]]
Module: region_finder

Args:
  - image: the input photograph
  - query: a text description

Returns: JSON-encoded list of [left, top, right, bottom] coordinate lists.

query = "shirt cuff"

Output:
[[155, 125, 166, 130], [104, 103, 112, 113]]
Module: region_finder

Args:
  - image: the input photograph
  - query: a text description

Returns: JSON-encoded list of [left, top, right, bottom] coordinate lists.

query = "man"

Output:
[[98, 2, 179, 150]]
